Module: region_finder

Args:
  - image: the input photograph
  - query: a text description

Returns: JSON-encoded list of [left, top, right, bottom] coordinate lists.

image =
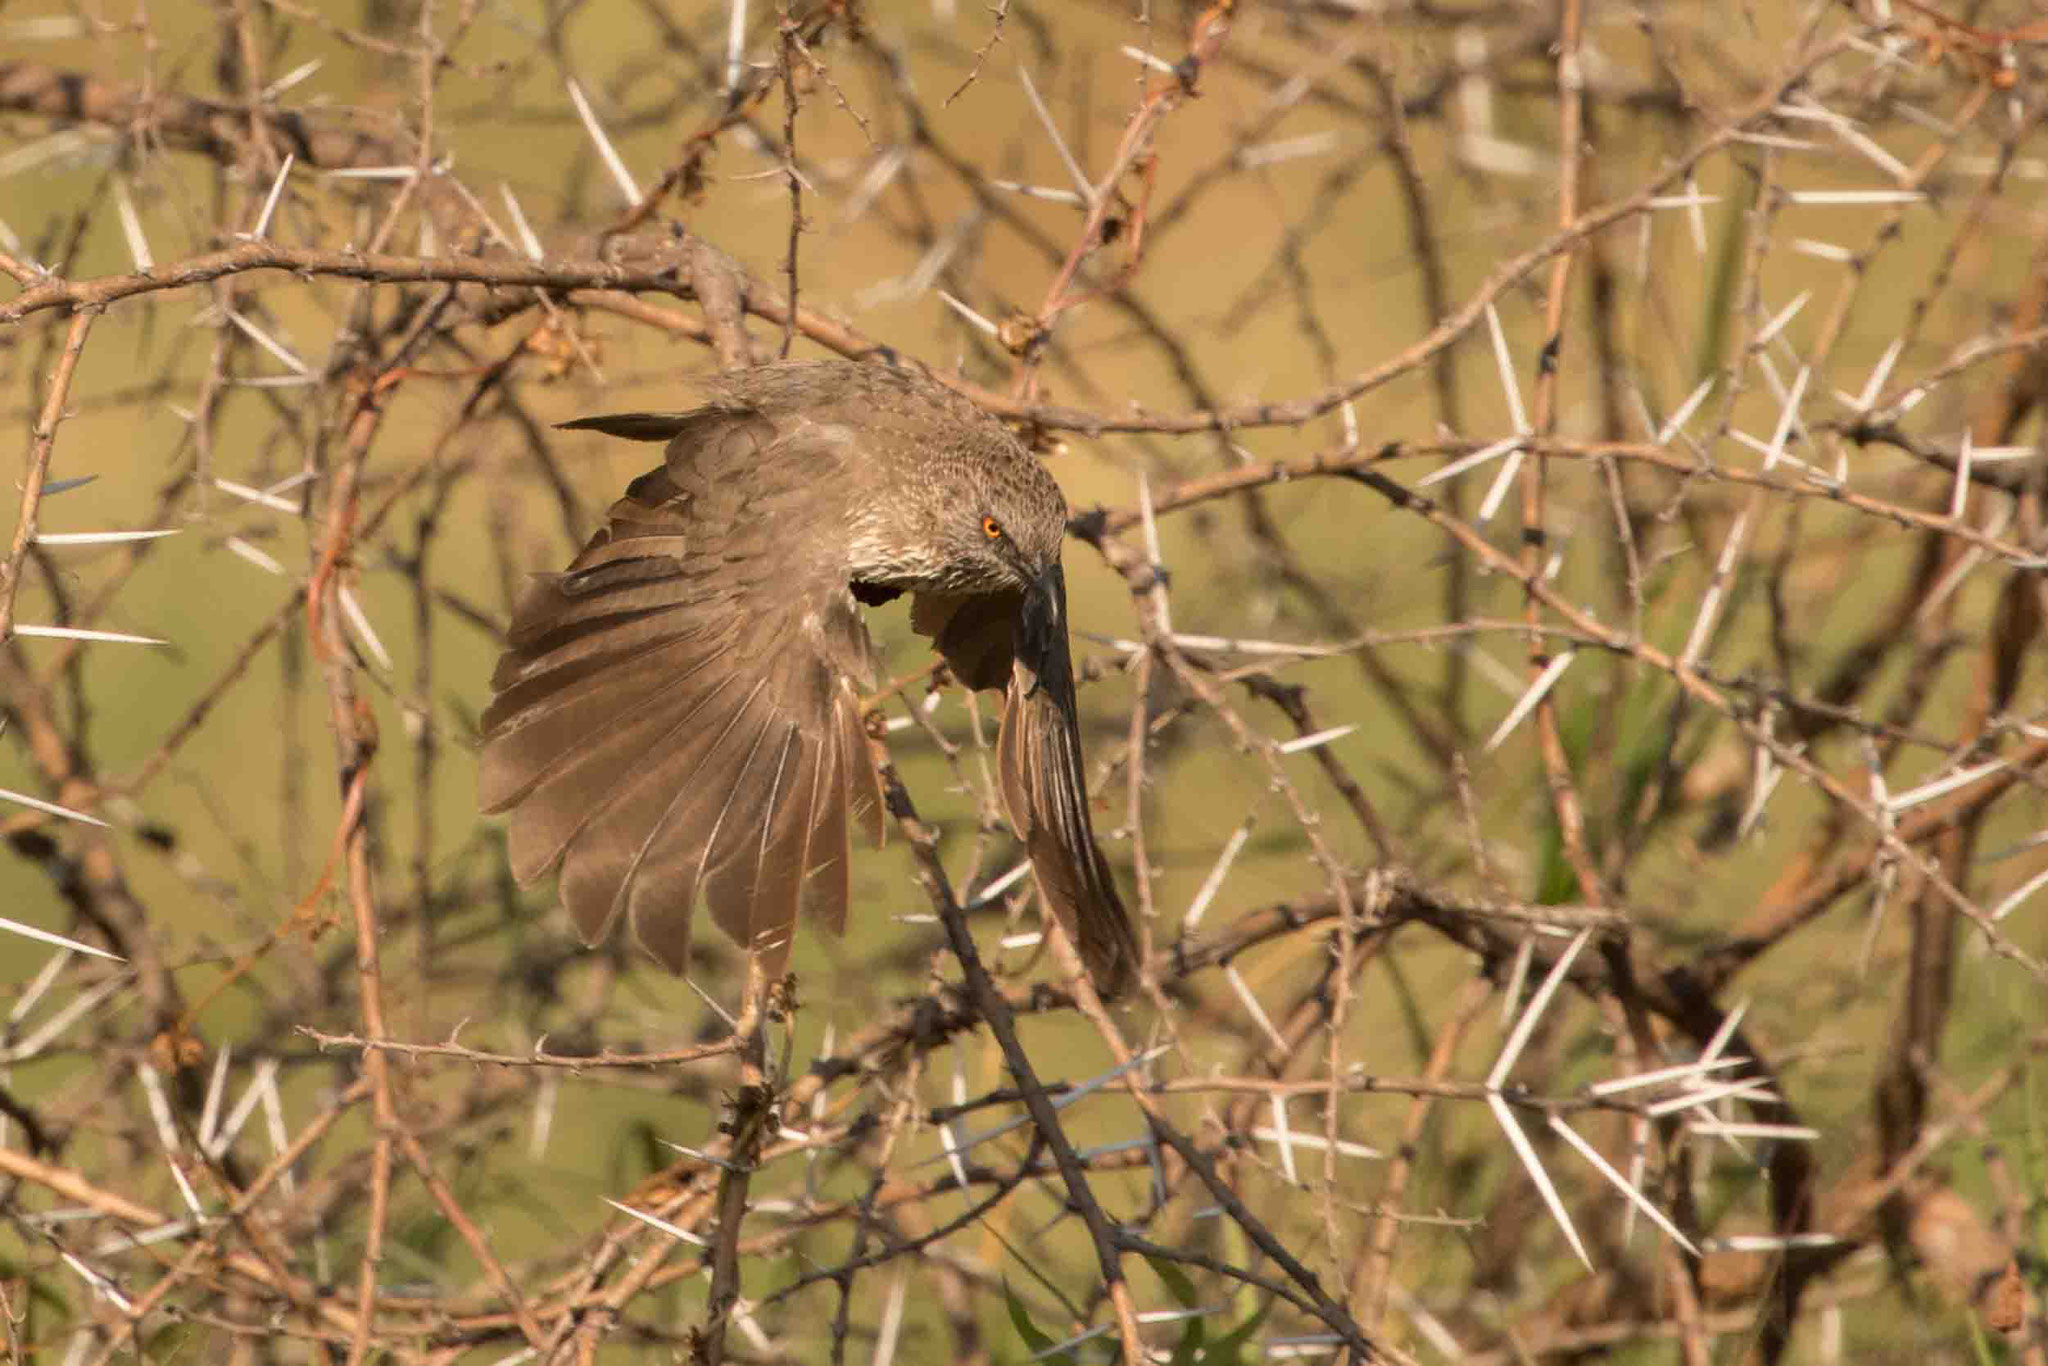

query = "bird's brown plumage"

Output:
[[481, 360, 1138, 997]]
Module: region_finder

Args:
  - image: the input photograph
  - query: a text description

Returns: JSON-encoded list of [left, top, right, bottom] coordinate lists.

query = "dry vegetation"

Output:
[[3, 0, 2048, 1362]]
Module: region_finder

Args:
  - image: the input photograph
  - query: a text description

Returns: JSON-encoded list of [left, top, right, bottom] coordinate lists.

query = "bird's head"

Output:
[[847, 420, 1072, 601], [940, 452, 1078, 706], [925, 439, 1070, 594], [845, 426, 1078, 700]]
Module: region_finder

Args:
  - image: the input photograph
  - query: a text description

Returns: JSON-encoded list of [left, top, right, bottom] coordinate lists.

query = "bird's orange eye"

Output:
[[982, 516, 1004, 541]]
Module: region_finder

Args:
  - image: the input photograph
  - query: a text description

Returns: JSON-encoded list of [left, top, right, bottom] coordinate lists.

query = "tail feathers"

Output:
[[997, 674, 1140, 999]]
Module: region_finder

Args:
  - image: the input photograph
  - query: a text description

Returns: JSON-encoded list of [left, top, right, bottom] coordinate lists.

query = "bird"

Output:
[[479, 359, 1139, 998]]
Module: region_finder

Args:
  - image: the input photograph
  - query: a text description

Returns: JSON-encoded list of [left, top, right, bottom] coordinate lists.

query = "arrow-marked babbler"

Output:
[[480, 360, 1139, 998]]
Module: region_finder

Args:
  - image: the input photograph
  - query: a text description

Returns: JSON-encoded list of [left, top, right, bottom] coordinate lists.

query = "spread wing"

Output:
[[481, 408, 886, 981], [915, 575, 1139, 999]]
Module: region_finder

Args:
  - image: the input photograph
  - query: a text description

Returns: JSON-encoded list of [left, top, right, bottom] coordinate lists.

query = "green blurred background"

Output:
[[4, 0, 2046, 1360]]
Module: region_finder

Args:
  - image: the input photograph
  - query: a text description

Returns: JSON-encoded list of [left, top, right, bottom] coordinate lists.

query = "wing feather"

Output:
[[836, 682, 887, 849], [800, 721, 852, 935], [665, 692, 780, 950], [550, 673, 768, 957], [704, 723, 813, 979], [501, 668, 744, 886], [483, 410, 877, 980], [481, 635, 728, 820]]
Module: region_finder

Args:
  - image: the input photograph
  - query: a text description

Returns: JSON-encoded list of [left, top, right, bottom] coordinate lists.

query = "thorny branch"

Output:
[[3, 3, 2046, 1365]]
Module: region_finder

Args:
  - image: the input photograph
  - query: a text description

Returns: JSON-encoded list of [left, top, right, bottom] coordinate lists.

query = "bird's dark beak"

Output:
[[1017, 562, 1074, 705]]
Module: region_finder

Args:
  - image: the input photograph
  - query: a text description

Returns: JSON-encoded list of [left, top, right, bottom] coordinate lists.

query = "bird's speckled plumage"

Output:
[[480, 359, 1137, 996]]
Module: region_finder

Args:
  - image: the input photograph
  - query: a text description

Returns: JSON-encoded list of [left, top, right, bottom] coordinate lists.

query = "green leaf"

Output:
[[1144, 1255, 1209, 1366], [1201, 1297, 1273, 1366], [1146, 1253, 1199, 1308], [988, 1220, 1087, 1324], [1002, 1278, 1075, 1366], [1692, 176, 1754, 385]]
